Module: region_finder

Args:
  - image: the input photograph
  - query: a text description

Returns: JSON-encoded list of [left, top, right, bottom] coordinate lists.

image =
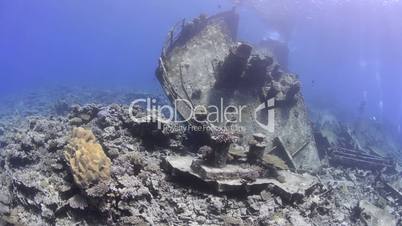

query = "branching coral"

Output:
[[64, 127, 111, 191]]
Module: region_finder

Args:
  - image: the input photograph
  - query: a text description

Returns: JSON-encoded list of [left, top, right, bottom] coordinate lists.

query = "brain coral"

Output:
[[64, 127, 111, 190]]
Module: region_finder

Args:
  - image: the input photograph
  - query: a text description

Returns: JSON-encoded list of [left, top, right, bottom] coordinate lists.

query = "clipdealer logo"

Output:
[[128, 98, 275, 132], [254, 98, 275, 133]]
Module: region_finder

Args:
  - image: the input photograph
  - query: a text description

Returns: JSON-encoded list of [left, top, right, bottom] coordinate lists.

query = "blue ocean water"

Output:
[[0, 0, 401, 131]]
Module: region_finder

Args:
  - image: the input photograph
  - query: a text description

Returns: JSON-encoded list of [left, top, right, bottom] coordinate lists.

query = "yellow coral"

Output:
[[64, 127, 111, 189]]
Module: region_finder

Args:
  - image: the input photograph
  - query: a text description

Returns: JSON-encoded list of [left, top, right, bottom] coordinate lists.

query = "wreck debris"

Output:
[[198, 145, 214, 162], [313, 129, 331, 160], [210, 129, 235, 168], [247, 133, 267, 163], [261, 154, 289, 171], [358, 200, 397, 226], [328, 146, 394, 170], [375, 178, 402, 205], [261, 154, 289, 183], [272, 137, 297, 171], [292, 140, 310, 158], [190, 159, 261, 181], [163, 155, 318, 201], [228, 144, 247, 159]]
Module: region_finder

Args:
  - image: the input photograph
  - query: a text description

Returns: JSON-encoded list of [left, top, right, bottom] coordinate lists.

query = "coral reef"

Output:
[[0, 102, 400, 225], [64, 127, 112, 195]]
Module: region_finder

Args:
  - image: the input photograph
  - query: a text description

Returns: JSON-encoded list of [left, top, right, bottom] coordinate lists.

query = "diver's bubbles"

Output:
[[263, 31, 282, 42], [375, 72, 382, 84], [379, 100, 384, 112], [363, 91, 368, 101], [359, 59, 368, 70]]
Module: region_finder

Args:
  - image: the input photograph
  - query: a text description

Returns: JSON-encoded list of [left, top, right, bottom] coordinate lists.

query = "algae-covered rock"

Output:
[[64, 127, 111, 194], [262, 154, 289, 170]]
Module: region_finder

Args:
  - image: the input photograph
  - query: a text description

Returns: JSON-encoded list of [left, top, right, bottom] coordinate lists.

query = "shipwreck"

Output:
[[155, 10, 322, 197]]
